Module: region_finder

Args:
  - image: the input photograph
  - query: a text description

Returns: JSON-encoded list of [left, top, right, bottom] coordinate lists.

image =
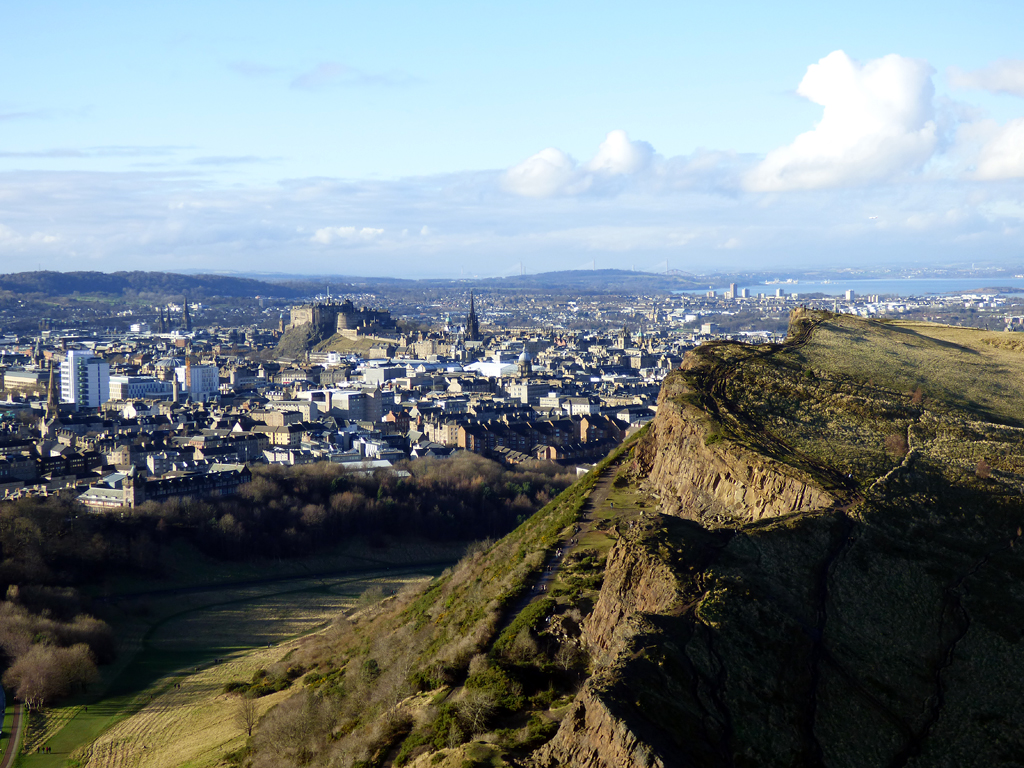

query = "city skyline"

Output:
[[2, 0, 1023, 276]]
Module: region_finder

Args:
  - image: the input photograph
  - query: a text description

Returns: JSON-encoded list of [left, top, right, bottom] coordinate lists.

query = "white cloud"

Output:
[[503, 130, 655, 197], [973, 118, 1024, 179], [746, 51, 939, 191], [227, 60, 282, 79], [291, 62, 418, 90], [0, 222, 59, 245], [502, 147, 585, 197], [949, 60, 1024, 98], [311, 226, 384, 244], [586, 129, 653, 175]]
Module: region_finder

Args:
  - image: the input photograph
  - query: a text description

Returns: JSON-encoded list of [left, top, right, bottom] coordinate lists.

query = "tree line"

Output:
[[0, 586, 116, 709], [0, 453, 572, 588]]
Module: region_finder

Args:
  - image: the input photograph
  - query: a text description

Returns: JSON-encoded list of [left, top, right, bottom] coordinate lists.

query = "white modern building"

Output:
[[174, 364, 220, 402], [108, 375, 173, 401], [61, 350, 110, 409]]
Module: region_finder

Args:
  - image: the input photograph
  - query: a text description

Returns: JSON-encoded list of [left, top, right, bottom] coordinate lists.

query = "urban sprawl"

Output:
[[1, 280, 1018, 506]]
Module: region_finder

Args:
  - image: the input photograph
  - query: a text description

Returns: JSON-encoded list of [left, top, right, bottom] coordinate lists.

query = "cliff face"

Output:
[[583, 538, 680, 667], [531, 539, 684, 767], [636, 371, 833, 525], [534, 317, 1024, 768]]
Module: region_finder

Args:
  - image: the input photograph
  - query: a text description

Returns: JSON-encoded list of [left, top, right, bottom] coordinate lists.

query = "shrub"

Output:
[[884, 434, 909, 458]]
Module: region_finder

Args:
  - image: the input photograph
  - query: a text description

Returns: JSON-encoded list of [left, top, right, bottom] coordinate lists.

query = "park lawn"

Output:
[[91, 537, 467, 597], [1, 702, 17, 765], [73, 643, 293, 768], [18, 570, 442, 768]]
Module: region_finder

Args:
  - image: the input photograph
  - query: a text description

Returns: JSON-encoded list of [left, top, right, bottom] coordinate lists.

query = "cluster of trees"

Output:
[[0, 586, 116, 709], [146, 453, 574, 560], [0, 454, 573, 586], [0, 494, 162, 586]]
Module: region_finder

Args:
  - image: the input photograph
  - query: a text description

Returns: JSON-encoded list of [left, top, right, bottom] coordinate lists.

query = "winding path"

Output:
[[503, 457, 623, 624], [0, 704, 24, 768]]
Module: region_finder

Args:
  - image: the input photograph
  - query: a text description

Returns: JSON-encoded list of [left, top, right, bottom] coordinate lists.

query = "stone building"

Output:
[[288, 299, 395, 338]]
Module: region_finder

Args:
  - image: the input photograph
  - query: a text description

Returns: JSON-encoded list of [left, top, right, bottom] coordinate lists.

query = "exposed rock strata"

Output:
[[636, 373, 833, 525]]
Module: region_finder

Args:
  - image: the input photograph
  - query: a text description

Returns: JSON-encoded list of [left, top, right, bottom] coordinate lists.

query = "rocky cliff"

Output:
[[635, 369, 834, 525]]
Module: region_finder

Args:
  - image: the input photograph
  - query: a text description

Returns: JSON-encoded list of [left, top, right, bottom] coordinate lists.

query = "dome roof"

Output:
[[154, 357, 183, 369], [518, 350, 531, 363]]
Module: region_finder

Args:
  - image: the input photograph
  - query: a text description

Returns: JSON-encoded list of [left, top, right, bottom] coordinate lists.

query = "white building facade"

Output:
[[61, 350, 110, 408], [109, 375, 173, 400], [174, 364, 220, 401]]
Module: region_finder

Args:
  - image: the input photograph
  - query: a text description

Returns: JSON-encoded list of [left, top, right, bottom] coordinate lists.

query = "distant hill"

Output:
[[0, 271, 309, 299], [0, 268, 721, 300], [430, 268, 706, 293]]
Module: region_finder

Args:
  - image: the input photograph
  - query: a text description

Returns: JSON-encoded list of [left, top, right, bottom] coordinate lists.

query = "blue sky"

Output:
[[2, 0, 1023, 277]]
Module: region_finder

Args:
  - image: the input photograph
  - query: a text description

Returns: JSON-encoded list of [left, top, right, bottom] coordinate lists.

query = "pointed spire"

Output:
[[46, 361, 57, 415], [466, 291, 480, 341]]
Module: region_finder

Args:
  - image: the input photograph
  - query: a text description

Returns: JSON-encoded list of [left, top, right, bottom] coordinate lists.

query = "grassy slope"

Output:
[[677, 313, 1024, 493], [245, 435, 642, 766]]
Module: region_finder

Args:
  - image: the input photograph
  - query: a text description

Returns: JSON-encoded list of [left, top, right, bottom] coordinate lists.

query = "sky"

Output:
[[1, 0, 1024, 278]]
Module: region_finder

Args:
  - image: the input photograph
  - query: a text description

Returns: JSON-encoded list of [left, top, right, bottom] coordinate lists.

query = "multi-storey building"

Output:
[[61, 350, 110, 409]]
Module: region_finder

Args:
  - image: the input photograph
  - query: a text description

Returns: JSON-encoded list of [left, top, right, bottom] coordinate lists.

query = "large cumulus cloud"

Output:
[[745, 51, 939, 191]]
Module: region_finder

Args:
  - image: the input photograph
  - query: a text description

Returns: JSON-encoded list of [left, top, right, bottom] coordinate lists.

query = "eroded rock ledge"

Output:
[[636, 371, 833, 525]]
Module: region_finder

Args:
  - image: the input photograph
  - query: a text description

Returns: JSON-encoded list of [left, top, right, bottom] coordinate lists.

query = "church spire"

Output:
[[46, 361, 58, 416], [466, 291, 480, 341]]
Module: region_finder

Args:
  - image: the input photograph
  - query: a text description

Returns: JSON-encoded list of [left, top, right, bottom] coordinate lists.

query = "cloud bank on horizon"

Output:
[[2, 49, 1023, 277]]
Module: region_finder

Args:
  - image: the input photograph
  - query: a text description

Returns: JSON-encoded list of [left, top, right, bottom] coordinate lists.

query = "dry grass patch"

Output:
[[75, 643, 293, 768], [149, 591, 356, 652]]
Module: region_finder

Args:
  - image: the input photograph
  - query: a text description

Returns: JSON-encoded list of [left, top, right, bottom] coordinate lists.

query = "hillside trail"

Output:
[[0, 704, 24, 768], [501, 457, 623, 627]]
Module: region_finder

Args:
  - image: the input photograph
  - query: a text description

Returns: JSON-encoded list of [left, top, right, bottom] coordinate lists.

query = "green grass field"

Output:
[[14, 567, 442, 768], [1, 702, 18, 765]]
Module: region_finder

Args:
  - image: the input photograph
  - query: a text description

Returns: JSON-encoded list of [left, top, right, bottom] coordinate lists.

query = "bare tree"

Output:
[[459, 689, 497, 735], [235, 693, 259, 737], [2, 643, 97, 710], [507, 627, 539, 663], [555, 642, 581, 672]]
